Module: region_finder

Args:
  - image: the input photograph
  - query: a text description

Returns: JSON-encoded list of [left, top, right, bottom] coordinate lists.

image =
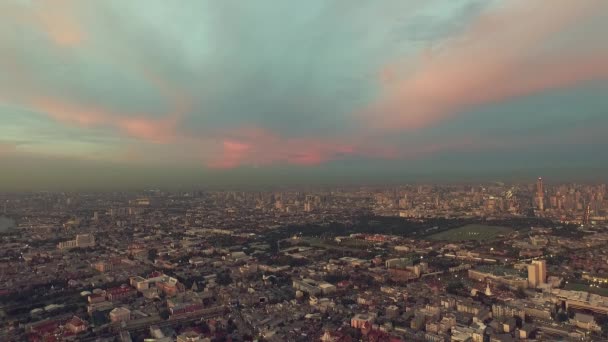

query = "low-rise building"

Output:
[[109, 307, 131, 322]]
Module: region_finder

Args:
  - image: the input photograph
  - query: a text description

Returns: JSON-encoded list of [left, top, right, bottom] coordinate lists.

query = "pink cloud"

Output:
[[208, 140, 253, 169], [1, 0, 85, 48], [120, 116, 180, 143], [35, 0, 84, 47], [207, 127, 363, 169], [31, 97, 179, 143], [367, 0, 608, 131]]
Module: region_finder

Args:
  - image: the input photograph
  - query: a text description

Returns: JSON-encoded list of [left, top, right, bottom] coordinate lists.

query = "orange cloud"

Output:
[[31, 97, 179, 143], [368, 0, 608, 131]]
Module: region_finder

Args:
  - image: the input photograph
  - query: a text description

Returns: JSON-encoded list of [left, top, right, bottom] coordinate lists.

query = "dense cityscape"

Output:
[[0, 178, 607, 341]]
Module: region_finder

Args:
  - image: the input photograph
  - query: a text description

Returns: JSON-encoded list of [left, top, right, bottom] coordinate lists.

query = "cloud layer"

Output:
[[1, 0, 607, 188]]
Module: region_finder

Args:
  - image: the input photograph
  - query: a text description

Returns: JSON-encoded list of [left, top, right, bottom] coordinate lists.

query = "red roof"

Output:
[[30, 321, 59, 335], [67, 316, 86, 327], [337, 281, 350, 287]]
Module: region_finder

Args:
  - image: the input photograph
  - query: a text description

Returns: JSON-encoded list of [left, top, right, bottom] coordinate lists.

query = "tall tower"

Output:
[[536, 177, 544, 197], [536, 177, 544, 211]]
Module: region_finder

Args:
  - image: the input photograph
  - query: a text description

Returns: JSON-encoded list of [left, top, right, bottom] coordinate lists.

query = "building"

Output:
[[292, 278, 335, 296], [92, 262, 111, 272], [109, 307, 131, 322], [533, 260, 547, 284], [528, 260, 547, 288], [492, 303, 526, 320], [351, 313, 375, 329], [552, 289, 608, 315], [106, 285, 137, 302], [536, 177, 544, 211], [129, 276, 149, 291], [65, 316, 88, 334], [58, 234, 96, 250], [88, 292, 106, 304], [156, 276, 181, 297], [319, 283, 337, 295], [130, 273, 183, 297], [571, 313, 601, 332], [177, 331, 204, 342], [468, 269, 528, 289], [76, 234, 95, 247], [527, 264, 539, 288], [169, 303, 204, 316], [87, 300, 113, 314]]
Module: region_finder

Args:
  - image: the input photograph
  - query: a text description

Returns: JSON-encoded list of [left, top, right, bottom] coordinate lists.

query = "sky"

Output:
[[1, 0, 607, 190]]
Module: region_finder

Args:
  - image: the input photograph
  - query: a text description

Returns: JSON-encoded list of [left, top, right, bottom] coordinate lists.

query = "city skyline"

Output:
[[1, 0, 608, 190]]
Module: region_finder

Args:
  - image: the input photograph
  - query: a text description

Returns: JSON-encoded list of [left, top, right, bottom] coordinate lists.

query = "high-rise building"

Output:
[[532, 260, 547, 285], [528, 260, 547, 288], [528, 264, 539, 288], [536, 177, 545, 211]]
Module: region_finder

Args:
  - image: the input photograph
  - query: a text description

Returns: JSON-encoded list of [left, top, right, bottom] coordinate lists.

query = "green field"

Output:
[[426, 224, 513, 241]]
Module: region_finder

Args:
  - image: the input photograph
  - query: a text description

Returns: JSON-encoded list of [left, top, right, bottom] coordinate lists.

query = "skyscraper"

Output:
[[536, 177, 545, 211], [536, 177, 544, 197]]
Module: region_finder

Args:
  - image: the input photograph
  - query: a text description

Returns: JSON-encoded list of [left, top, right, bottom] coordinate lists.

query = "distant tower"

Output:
[[536, 177, 544, 197], [583, 203, 591, 225], [536, 177, 545, 211]]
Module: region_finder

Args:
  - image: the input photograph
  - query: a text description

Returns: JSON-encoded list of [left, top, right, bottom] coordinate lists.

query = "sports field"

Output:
[[426, 224, 513, 241]]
